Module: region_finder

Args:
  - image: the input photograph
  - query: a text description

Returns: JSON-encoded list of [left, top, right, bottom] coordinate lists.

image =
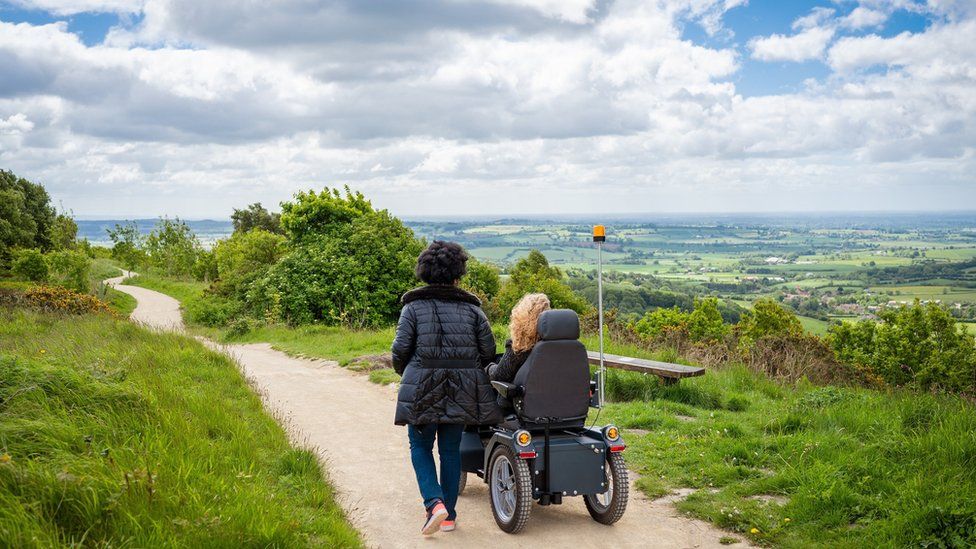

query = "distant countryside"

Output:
[[79, 213, 976, 336]]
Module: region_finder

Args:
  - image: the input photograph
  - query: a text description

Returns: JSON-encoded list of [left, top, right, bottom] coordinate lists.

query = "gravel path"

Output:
[[107, 274, 741, 548]]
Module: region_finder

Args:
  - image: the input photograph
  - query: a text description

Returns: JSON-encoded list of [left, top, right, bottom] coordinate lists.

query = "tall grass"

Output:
[[0, 309, 361, 547], [599, 366, 976, 547]]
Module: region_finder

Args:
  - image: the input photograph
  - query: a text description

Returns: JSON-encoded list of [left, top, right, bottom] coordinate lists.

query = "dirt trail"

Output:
[[107, 274, 740, 548]]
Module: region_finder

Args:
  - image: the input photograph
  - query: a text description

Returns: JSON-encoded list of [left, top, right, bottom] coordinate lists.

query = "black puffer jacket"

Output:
[[392, 285, 502, 426]]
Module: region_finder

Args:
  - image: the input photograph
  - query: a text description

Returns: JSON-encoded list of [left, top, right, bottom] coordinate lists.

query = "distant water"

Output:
[[77, 212, 976, 249], [77, 219, 234, 248]]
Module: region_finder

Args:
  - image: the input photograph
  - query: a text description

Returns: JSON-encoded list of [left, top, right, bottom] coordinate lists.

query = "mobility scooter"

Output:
[[458, 309, 629, 533]]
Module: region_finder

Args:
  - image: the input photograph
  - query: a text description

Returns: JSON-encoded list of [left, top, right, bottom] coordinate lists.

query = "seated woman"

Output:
[[487, 293, 550, 383]]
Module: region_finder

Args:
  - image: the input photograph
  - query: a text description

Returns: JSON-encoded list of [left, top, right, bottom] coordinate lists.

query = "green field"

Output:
[[0, 308, 360, 547]]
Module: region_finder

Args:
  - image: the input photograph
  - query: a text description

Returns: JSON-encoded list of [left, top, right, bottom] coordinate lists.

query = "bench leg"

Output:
[[662, 377, 678, 386]]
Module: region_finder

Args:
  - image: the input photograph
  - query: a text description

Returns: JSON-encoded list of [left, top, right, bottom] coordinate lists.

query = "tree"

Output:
[[107, 222, 146, 271], [49, 213, 78, 250], [461, 259, 501, 299], [144, 218, 200, 277], [0, 170, 56, 262], [495, 250, 589, 317], [251, 193, 424, 327], [231, 203, 283, 235], [279, 187, 374, 243]]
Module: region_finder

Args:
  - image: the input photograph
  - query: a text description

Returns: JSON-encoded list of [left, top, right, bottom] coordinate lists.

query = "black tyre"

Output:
[[584, 452, 629, 525], [457, 470, 468, 496], [487, 445, 532, 533]]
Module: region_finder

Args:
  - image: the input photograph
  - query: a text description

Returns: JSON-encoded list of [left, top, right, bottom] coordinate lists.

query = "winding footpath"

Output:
[[105, 273, 740, 548]]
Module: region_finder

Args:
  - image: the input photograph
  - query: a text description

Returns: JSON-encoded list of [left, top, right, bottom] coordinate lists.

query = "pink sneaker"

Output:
[[421, 502, 448, 535], [440, 519, 456, 532]]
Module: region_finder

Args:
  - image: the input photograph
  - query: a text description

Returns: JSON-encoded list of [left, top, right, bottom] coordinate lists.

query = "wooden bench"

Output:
[[587, 351, 705, 385]]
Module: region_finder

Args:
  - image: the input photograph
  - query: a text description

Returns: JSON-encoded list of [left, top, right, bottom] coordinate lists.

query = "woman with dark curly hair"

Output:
[[392, 241, 501, 536]]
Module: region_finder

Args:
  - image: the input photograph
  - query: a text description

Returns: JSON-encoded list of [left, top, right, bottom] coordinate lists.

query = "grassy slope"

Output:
[[121, 275, 976, 547], [584, 342, 976, 548], [0, 308, 361, 548]]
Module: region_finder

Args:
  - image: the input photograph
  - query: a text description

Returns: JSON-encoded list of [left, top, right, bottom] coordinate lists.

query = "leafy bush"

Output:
[[828, 301, 976, 393], [632, 306, 690, 339], [495, 250, 589, 317], [688, 297, 729, 342], [279, 186, 374, 243], [11, 249, 48, 282], [736, 298, 803, 350], [213, 229, 287, 299], [184, 294, 241, 327], [46, 250, 91, 293], [192, 248, 218, 282], [251, 204, 423, 327]]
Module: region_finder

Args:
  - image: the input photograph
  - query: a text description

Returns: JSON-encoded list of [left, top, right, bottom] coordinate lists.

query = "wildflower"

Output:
[[750, 528, 759, 534], [784, 518, 791, 523], [0, 454, 10, 464], [40, 349, 46, 354]]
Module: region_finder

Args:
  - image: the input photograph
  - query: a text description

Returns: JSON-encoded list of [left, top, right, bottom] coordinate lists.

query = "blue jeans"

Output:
[[407, 423, 464, 520]]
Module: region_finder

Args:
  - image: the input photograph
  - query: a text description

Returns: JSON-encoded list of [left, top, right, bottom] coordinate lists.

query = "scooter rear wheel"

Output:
[[584, 452, 629, 525], [487, 445, 532, 533], [457, 471, 467, 496]]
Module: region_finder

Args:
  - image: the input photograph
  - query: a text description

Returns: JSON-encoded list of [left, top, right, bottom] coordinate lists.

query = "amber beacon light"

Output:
[[592, 224, 606, 242]]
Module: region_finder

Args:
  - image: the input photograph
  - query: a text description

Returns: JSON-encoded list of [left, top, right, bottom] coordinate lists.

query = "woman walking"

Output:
[[392, 241, 502, 535]]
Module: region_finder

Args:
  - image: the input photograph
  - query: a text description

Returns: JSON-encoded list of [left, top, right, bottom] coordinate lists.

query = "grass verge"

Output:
[[0, 308, 361, 547]]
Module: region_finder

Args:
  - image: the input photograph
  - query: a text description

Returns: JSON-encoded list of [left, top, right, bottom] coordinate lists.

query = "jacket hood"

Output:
[[401, 284, 481, 307]]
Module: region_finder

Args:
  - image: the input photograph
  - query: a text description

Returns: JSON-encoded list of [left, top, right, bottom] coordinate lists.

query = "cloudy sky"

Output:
[[0, 0, 974, 218]]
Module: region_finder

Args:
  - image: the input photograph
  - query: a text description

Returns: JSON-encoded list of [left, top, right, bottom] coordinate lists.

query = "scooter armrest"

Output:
[[491, 381, 522, 398]]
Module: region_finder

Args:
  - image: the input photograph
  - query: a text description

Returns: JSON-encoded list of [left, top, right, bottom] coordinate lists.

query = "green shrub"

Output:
[[46, 250, 91, 293], [688, 297, 730, 342], [736, 299, 803, 350], [184, 294, 241, 327], [828, 301, 976, 393], [11, 249, 48, 282], [214, 229, 286, 299], [251, 206, 423, 327], [632, 306, 690, 339], [279, 186, 374, 243]]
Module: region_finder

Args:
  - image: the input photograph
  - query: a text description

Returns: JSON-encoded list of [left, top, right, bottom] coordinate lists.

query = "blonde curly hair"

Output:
[[509, 293, 551, 352]]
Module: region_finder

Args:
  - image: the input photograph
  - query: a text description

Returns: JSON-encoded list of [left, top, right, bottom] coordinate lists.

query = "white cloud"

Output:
[[841, 7, 889, 29], [0, 0, 974, 216], [749, 26, 836, 62]]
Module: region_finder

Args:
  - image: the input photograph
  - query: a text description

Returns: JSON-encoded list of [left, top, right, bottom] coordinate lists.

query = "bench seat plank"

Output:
[[587, 351, 705, 379]]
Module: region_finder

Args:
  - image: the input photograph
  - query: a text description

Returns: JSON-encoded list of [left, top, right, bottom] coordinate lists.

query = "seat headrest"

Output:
[[536, 309, 580, 341]]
